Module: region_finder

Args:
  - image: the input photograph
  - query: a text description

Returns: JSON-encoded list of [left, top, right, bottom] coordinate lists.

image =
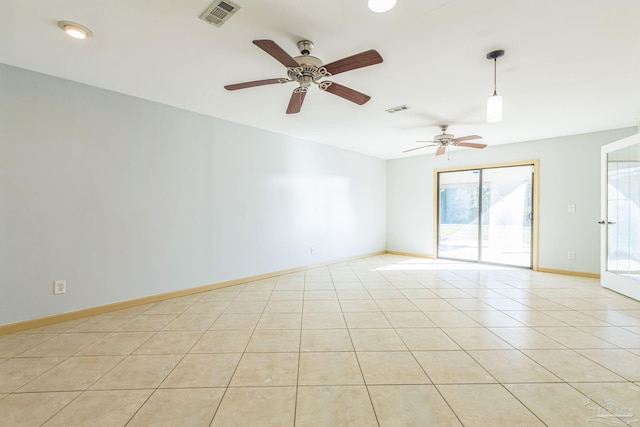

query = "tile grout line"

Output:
[[344, 259, 382, 427], [292, 267, 306, 427], [122, 297, 212, 426]]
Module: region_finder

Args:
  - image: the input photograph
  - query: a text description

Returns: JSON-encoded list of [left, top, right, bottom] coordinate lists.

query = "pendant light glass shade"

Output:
[[486, 50, 505, 123], [487, 94, 502, 122], [368, 0, 396, 13]]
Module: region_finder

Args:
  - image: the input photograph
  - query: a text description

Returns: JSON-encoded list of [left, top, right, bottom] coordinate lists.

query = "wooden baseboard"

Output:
[[0, 250, 385, 335], [536, 267, 600, 279], [1, 251, 601, 335], [385, 253, 600, 279], [385, 251, 435, 259], [0, 281, 237, 335]]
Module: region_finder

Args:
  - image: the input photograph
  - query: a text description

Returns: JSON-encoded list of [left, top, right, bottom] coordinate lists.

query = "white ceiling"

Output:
[[1, 0, 639, 159]]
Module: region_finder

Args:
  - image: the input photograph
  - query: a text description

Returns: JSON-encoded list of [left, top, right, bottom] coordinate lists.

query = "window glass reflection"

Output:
[[607, 144, 640, 280]]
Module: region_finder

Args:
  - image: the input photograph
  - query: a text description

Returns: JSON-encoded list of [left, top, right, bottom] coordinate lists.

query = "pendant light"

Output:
[[368, 0, 396, 13], [486, 49, 505, 123]]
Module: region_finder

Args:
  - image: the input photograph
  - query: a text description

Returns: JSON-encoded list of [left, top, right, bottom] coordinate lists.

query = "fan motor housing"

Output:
[[294, 55, 323, 68], [435, 134, 454, 145], [288, 54, 330, 83]]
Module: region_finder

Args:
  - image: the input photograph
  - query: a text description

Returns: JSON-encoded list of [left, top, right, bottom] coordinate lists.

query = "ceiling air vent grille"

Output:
[[385, 105, 410, 114], [199, 0, 241, 28]]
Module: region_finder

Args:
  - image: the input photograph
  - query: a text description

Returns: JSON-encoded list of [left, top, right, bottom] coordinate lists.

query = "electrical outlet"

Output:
[[567, 251, 576, 260], [53, 280, 66, 295], [310, 247, 315, 254], [568, 204, 576, 213]]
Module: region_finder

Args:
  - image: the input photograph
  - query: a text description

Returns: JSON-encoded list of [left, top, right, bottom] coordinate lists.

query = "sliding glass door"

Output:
[[438, 164, 534, 268]]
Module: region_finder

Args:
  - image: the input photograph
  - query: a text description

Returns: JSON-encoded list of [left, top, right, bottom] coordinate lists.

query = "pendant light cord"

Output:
[[493, 58, 498, 97]]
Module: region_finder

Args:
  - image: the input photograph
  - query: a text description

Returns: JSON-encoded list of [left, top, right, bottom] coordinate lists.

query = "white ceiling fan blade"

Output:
[[455, 142, 487, 149], [402, 145, 433, 153], [453, 135, 482, 142]]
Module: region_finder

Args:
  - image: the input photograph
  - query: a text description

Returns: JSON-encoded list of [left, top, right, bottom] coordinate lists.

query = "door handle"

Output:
[[598, 221, 616, 224]]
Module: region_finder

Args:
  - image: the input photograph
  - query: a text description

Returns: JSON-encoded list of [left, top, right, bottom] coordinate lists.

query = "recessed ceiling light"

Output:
[[57, 21, 93, 39], [368, 0, 396, 13]]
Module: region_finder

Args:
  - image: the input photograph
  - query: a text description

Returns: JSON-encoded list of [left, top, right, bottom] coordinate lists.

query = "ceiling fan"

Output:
[[403, 125, 487, 155], [224, 39, 383, 114]]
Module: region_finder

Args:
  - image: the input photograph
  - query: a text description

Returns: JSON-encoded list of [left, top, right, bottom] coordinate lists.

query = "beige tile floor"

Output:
[[1, 255, 640, 426]]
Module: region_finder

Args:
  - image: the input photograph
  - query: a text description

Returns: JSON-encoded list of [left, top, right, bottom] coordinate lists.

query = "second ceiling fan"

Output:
[[404, 125, 487, 156], [224, 39, 383, 114]]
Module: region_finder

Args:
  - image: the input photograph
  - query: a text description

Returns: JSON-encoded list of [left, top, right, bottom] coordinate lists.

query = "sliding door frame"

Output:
[[434, 160, 539, 270]]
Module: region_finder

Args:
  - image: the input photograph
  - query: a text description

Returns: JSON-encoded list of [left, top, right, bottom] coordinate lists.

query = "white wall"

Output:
[[0, 64, 386, 325], [387, 126, 638, 274]]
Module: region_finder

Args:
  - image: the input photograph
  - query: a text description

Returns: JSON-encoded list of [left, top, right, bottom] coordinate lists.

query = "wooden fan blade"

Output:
[[321, 82, 370, 105], [224, 78, 286, 91], [436, 146, 447, 156], [286, 89, 307, 114], [323, 50, 383, 76], [402, 145, 431, 153], [453, 135, 482, 142], [253, 40, 299, 68], [455, 142, 487, 149]]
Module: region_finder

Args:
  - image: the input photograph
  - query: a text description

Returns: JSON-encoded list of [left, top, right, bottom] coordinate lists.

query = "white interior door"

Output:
[[601, 132, 640, 300]]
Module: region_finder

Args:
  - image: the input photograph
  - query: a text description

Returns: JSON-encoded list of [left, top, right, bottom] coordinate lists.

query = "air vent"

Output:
[[199, 0, 241, 28], [385, 105, 410, 114]]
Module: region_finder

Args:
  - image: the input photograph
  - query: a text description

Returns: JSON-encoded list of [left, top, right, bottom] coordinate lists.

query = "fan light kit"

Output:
[[486, 49, 504, 123], [224, 39, 383, 114], [57, 21, 92, 39], [403, 125, 487, 156], [368, 0, 396, 13]]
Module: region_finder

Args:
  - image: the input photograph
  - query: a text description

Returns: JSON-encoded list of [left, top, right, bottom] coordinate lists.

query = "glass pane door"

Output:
[[607, 146, 640, 280], [438, 169, 480, 261], [601, 133, 640, 301], [480, 166, 533, 267]]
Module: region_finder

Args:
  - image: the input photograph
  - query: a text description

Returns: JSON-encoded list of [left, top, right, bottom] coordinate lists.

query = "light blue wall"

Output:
[[2, 61, 636, 326], [0, 63, 387, 325], [386, 126, 638, 273]]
